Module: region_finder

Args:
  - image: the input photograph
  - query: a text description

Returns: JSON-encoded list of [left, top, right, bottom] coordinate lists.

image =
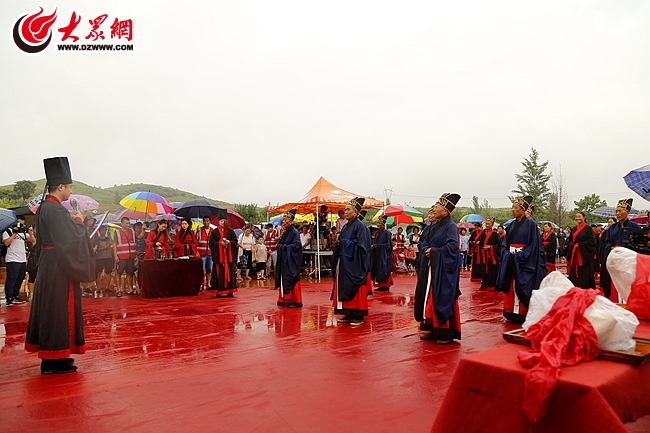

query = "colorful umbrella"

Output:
[[210, 209, 246, 229], [460, 214, 485, 223], [373, 206, 423, 226], [28, 194, 46, 213], [624, 164, 650, 202], [114, 208, 154, 221], [384, 204, 423, 218], [119, 192, 172, 216], [152, 213, 177, 222], [174, 199, 220, 219], [0, 208, 18, 233]]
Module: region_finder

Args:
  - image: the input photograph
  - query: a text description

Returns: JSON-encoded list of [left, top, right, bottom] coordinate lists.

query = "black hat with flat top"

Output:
[[44, 156, 72, 186], [217, 208, 228, 220]]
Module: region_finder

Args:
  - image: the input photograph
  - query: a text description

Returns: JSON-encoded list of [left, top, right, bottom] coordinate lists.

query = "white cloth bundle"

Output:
[[607, 247, 637, 302], [523, 271, 638, 351]]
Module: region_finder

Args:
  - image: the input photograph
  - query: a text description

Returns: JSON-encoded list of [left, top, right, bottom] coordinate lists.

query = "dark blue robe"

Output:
[[371, 228, 392, 283], [331, 218, 371, 301], [275, 225, 302, 294], [413, 216, 461, 326], [496, 217, 546, 306], [601, 218, 641, 297]]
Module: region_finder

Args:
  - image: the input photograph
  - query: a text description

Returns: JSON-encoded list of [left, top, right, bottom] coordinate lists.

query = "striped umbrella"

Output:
[[460, 214, 485, 223], [0, 208, 17, 233], [624, 164, 650, 202], [119, 192, 172, 217]]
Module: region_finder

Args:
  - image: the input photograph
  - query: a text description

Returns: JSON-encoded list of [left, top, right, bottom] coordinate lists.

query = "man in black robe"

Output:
[[275, 209, 303, 307], [209, 208, 239, 298], [25, 157, 95, 374], [371, 215, 393, 292]]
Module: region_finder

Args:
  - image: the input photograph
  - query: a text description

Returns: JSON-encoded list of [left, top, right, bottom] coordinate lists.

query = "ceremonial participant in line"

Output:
[[145, 220, 170, 260], [209, 208, 238, 298], [414, 193, 462, 344], [371, 215, 393, 292], [497, 225, 505, 239], [275, 209, 302, 308], [196, 216, 213, 289], [591, 224, 603, 274], [358, 210, 376, 296], [469, 222, 484, 282], [113, 217, 137, 296], [174, 219, 199, 258], [541, 222, 557, 273], [331, 197, 371, 326], [480, 217, 500, 290], [25, 157, 95, 374], [601, 198, 640, 301], [495, 195, 547, 323], [564, 211, 596, 290]]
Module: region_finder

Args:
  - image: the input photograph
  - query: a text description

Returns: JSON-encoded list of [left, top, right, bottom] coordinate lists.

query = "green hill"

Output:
[[2, 179, 231, 213]]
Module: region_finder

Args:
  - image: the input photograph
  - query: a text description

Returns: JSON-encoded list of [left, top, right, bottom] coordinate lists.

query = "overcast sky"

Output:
[[2, 1, 648, 209]]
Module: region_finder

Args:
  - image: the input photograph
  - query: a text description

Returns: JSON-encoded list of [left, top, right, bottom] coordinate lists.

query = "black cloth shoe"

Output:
[[226, 292, 234, 297], [419, 332, 438, 340], [337, 315, 353, 323], [12, 297, 25, 304], [41, 359, 78, 374], [436, 338, 454, 345]]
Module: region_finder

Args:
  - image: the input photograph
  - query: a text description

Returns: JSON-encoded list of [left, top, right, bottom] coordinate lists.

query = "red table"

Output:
[[431, 321, 650, 433], [138, 258, 202, 298]]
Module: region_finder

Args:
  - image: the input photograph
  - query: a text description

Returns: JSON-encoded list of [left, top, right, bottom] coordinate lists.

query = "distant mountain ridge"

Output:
[[4, 179, 231, 213]]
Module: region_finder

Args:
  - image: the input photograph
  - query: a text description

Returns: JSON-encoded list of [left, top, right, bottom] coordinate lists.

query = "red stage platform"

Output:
[[2, 272, 650, 432]]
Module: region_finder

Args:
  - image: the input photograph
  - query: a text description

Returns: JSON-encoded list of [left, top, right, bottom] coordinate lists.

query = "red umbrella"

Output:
[[210, 209, 246, 229], [457, 222, 474, 229], [630, 213, 648, 224]]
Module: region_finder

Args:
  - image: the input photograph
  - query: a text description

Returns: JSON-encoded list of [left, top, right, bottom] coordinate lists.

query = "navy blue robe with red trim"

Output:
[[371, 228, 392, 284], [275, 225, 302, 294], [331, 218, 371, 302]]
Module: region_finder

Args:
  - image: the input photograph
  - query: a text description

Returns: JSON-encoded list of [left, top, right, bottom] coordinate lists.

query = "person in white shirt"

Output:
[[2, 215, 35, 306], [237, 226, 255, 281]]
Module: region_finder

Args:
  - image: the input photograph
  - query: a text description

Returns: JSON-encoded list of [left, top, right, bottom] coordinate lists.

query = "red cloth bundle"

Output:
[[518, 287, 601, 425], [627, 253, 650, 320]]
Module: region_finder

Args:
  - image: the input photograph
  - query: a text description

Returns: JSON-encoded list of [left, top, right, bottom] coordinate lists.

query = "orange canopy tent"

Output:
[[268, 177, 384, 281], [267, 177, 384, 214]]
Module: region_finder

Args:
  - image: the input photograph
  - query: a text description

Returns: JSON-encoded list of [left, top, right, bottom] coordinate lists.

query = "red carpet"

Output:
[[2, 272, 649, 432]]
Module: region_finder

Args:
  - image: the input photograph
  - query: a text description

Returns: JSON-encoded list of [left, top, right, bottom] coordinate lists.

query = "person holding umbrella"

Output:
[[25, 157, 95, 374], [209, 208, 238, 298], [275, 209, 303, 308], [414, 193, 462, 344], [371, 215, 393, 292]]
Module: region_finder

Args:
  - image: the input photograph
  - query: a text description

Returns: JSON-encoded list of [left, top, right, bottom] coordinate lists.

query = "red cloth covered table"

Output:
[[431, 321, 650, 433], [139, 259, 202, 298]]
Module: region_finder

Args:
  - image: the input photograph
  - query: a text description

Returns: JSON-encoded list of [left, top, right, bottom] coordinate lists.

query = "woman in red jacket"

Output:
[[174, 219, 199, 258], [145, 220, 170, 259]]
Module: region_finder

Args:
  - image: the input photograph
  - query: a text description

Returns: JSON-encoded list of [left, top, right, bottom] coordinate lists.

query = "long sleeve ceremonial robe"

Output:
[[371, 228, 393, 285], [173, 229, 199, 258], [565, 223, 596, 290], [25, 195, 95, 359], [209, 226, 239, 296], [601, 219, 641, 299], [414, 216, 461, 338], [331, 218, 371, 316], [145, 230, 170, 259], [496, 217, 547, 321], [275, 225, 303, 306], [480, 229, 501, 290]]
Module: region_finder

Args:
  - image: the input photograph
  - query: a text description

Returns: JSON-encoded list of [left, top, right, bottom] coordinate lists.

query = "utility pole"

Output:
[[383, 187, 393, 208]]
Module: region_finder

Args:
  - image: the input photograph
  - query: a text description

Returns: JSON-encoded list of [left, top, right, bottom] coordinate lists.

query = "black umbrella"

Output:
[[173, 199, 220, 219]]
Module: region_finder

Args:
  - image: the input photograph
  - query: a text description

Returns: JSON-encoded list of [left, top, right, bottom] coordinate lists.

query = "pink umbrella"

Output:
[[62, 194, 99, 212], [210, 209, 246, 229], [457, 222, 474, 229]]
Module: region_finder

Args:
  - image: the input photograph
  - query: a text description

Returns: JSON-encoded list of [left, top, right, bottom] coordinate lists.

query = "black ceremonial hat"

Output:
[[44, 156, 72, 186], [349, 197, 365, 212], [217, 208, 228, 220], [358, 210, 368, 221], [436, 193, 461, 213], [283, 209, 297, 220], [617, 198, 633, 212], [513, 195, 534, 212]]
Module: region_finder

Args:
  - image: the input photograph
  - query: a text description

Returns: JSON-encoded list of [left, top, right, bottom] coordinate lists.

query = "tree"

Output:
[[471, 196, 480, 214], [13, 180, 36, 203], [548, 165, 569, 226], [573, 194, 607, 214], [233, 203, 265, 223], [114, 191, 121, 205], [509, 148, 551, 209]]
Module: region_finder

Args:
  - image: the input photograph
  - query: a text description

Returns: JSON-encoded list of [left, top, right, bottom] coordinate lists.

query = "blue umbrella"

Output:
[[170, 201, 185, 210], [0, 208, 18, 233], [270, 215, 283, 226], [591, 206, 639, 219], [460, 214, 485, 223], [624, 164, 650, 202]]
